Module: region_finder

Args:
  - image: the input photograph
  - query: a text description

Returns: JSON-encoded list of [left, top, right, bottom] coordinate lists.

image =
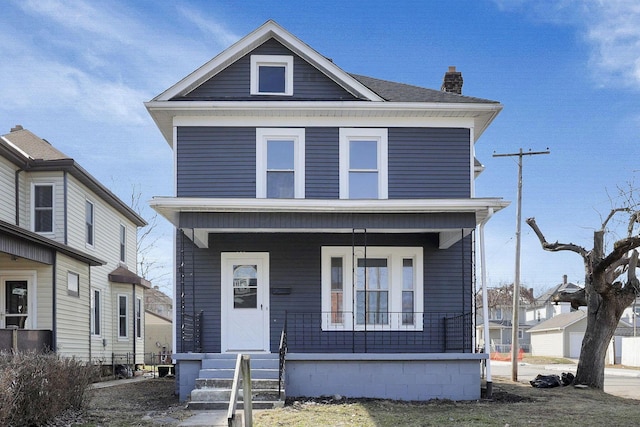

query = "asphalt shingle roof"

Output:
[[349, 74, 500, 104], [2, 127, 69, 161]]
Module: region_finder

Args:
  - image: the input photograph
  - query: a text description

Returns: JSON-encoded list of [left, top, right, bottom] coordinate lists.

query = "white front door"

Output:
[[221, 253, 270, 352]]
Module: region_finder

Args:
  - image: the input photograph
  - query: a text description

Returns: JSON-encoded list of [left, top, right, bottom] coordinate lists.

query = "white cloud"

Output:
[[177, 5, 240, 48], [492, 0, 640, 90]]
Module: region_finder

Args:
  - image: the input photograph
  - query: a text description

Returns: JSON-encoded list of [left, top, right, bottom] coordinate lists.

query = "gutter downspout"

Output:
[[14, 169, 22, 225], [480, 207, 494, 398]]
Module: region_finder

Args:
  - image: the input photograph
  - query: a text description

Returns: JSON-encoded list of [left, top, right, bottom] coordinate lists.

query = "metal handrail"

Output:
[[226, 354, 253, 427], [278, 316, 288, 399]]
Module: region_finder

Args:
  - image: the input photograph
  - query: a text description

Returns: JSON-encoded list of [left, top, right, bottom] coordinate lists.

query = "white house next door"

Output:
[[221, 253, 270, 353]]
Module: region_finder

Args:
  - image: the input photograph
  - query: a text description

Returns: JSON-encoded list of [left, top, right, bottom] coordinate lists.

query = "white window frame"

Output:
[[31, 183, 54, 234], [339, 128, 388, 199], [250, 55, 293, 96], [135, 297, 142, 339], [256, 128, 305, 198], [67, 271, 79, 297], [321, 246, 423, 331], [119, 224, 126, 263], [85, 199, 94, 247], [118, 294, 129, 340], [91, 289, 101, 336]]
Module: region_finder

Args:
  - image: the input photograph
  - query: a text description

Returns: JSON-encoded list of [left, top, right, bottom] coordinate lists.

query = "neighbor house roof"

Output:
[[1, 126, 147, 227], [528, 310, 587, 333]]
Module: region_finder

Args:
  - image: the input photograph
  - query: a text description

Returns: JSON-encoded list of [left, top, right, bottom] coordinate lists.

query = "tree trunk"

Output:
[[573, 294, 621, 389]]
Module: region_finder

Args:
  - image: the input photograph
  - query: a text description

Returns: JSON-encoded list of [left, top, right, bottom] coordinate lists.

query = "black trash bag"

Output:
[[561, 372, 575, 386], [530, 374, 562, 388]]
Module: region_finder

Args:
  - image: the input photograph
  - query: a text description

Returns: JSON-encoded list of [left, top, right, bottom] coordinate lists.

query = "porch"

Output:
[[0, 327, 52, 353]]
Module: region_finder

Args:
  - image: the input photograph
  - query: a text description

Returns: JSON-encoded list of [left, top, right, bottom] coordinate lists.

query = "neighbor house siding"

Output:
[[181, 39, 358, 101], [0, 156, 16, 223], [176, 232, 474, 354], [388, 128, 471, 199], [177, 127, 256, 198], [54, 253, 91, 361]]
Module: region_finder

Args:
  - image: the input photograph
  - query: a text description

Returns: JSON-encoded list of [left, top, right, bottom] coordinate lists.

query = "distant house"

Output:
[[525, 275, 581, 325], [0, 126, 148, 366], [147, 20, 508, 401], [144, 286, 172, 364], [476, 284, 535, 352]]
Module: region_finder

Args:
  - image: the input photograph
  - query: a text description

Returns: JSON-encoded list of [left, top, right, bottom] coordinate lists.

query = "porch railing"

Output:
[[283, 311, 473, 353], [181, 310, 203, 352], [278, 317, 287, 399], [0, 328, 52, 353]]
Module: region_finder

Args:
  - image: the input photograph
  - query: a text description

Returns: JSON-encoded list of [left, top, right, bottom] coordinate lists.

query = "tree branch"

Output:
[[597, 236, 640, 274], [552, 288, 587, 309], [601, 207, 630, 231], [526, 217, 589, 258]]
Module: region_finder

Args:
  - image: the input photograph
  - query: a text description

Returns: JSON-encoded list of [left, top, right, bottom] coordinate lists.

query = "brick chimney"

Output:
[[11, 125, 23, 132], [563, 274, 567, 285], [441, 66, 463, 94]]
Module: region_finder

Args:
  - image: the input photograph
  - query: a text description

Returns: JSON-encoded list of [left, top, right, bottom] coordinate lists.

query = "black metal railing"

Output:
[[278, 318, 287, 399], [283, 311, 473, 353], [181, 310, 203, 352]]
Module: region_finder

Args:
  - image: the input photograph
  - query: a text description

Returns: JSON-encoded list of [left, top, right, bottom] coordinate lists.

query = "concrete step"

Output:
[[198, 368, 279, 380], [195, 378, 279, 389], [191, 387, 282, 402], [187, 400, 284, 410]]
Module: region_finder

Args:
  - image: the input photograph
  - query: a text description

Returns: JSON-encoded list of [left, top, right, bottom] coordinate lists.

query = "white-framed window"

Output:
[[493, 308, 503, 321], [91, 289, 101, 336], [119, 224, 126, 263], [250, 55, 293, 96], [67, 271, 79, 297], [135, 297, 142, 339], [339, 128, 388, 199], [256, 128, 305, 198], [118, 294, 128, 339], [321, 246, 423, 331], [32, 183, 54, 233], [85, 200, 94, 246]]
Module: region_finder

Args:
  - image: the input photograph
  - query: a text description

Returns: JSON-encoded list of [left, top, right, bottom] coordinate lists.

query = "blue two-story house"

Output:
[[147, 20, 508, 401]]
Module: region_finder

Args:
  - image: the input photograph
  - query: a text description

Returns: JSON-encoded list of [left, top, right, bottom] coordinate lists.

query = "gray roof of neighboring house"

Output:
[[528, 310, 587, 333], [534, 281, 582, 307], [1, 126, 147, 227], [350, 74, 500, 104]]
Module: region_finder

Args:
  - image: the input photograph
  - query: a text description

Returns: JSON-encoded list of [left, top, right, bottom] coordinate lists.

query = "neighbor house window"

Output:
[[135, 297, 142, 339], [250, 55, 293, 95], [256, 128, 305, 198], [91, 289, 101, 336], [67, 272, 79, 297], [33, 184, 54, 233], [118, 295, 128, 339], [85, 200, 94, 246], [339, 128, 388, 199], [321, 246, 423, 331], [119, 224, 126, 263]]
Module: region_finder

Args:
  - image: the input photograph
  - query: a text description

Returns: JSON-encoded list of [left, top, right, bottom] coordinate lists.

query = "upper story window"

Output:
[[256, 128, 305, 198], [250, 55, 293, 96], [119, 224, 126, 263], [85, 200, 94, 246], [339, 128, 388, 199], [33, 184, 54, 233]]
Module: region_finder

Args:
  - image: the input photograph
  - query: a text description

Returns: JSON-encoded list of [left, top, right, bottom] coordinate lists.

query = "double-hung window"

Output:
[[67, 272, 79, 297], [119, 224, 126, 263], [256, 128, 305, 198], [250, 55, 293, 96], [118, 294, 128, 339], [91, 289, 101, 336], [33, 184, 54, 233], [135, 297, 142, 339], [321, 246, 423, 331], [85, 200, 94, 246], [339, 128, 388, 199]]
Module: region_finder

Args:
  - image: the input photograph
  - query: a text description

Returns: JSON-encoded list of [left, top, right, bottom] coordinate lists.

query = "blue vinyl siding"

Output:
[[388, 128, 471, 198], [180, 39, 359, 101], [175, 232, 473, 354], [305, 127, 339, 199], [176, 127, 256, 198]]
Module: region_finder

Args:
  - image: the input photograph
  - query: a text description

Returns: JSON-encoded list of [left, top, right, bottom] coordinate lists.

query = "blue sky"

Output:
[[1, 0, 639, 296]]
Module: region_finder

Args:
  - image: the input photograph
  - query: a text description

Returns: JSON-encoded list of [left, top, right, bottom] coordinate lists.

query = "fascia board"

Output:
[[152, 20, 383, 102]]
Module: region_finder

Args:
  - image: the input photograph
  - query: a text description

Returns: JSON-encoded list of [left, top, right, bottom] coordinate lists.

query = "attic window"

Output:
[[251, 55, 293, 96]]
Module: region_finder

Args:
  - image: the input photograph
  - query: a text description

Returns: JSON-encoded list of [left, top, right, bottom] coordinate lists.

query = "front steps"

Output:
[[187, 353, 284, 410]]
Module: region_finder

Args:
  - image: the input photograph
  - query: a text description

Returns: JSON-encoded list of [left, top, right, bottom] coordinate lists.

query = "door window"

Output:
[[233, 265, 258, 309], [6, 281, 28, 328]]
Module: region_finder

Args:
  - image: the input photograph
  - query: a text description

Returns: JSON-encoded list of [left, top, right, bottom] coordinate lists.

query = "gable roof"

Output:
[[153, 20, 383, 102], [145, 20, 503, 147], [534, 281, 582, 306], [1, 126, 147, 227], [528, 310, 587, 333]]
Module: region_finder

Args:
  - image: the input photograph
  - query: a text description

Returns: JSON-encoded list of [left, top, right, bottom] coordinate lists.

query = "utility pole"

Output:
[[493, 148, 549, 381]]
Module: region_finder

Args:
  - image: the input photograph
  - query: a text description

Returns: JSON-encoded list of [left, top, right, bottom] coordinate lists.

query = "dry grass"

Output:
[[254, 378, 640, 427]]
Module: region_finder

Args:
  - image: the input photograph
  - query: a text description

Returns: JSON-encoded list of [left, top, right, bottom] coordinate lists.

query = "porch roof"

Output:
[[149, 197, 509, 249]]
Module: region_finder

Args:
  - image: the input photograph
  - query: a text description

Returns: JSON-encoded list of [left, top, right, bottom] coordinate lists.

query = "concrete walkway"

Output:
[[178, 411, 231, 427]]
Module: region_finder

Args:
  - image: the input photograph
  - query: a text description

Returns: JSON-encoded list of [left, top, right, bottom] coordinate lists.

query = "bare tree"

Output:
[[526, 202, 640, 389]]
